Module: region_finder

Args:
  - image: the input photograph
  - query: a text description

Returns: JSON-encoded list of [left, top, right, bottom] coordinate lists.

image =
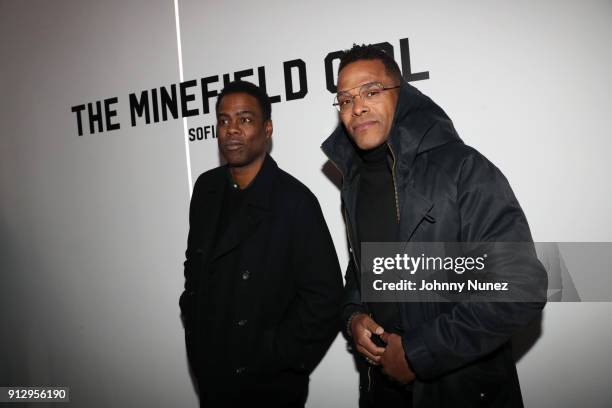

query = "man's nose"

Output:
[[226, 120, 240, 134], [351, 95, 368, 116]]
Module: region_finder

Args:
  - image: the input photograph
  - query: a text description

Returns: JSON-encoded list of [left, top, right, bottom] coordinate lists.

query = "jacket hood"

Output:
[[322, 80, 462, 181]]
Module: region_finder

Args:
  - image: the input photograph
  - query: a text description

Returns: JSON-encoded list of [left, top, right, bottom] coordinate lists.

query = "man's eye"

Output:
[[218, 118, 228, 126], [366, 89, 381, 97], [338, 98, 352, 106], [241, 117, 252, 124]]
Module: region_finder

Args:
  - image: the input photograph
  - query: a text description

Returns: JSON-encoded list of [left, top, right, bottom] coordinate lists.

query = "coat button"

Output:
[[242, 270, 250, 280], [235, 367, 246, 375], [237, 319, 248, 327]]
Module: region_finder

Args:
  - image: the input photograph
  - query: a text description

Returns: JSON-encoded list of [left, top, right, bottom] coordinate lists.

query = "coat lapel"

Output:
[[209, 154, 276, 262], [198, 174, 225, 264], [210, 205, 267, 261]]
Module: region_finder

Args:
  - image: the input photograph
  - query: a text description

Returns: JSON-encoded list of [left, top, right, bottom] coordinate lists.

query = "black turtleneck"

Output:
[[356, 143, 397, 242], [356, 143, 402, 334]]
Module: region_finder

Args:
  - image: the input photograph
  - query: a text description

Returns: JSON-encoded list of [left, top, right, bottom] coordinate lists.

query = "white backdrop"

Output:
[[1, 0, 611, 406]]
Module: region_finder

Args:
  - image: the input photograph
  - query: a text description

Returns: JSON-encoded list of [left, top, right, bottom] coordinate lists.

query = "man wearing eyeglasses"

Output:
[[322, 45, 546, 407]]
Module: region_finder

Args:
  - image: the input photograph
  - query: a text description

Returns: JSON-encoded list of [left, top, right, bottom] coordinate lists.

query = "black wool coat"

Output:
[[180, 154, 343, 402]]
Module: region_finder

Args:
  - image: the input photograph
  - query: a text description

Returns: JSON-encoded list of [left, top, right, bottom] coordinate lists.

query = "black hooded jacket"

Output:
[[322, 80, 547, 407]]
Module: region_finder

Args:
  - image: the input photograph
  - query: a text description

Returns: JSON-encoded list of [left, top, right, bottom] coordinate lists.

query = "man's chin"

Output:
[[352, 134, 386, 151], [226, 160, 248, 168], [222, 151, 245, 165], [223, 151, 266, 169], [222, 155, 245, 167], [225, 156, 259, 169]]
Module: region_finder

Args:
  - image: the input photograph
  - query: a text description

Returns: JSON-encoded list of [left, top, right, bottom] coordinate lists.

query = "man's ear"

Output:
[[264, 119, 273, 139]]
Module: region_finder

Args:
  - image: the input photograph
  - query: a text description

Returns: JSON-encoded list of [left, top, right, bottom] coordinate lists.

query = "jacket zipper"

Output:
[[387, 142, 401, 223], [343, 207, 359, 269]]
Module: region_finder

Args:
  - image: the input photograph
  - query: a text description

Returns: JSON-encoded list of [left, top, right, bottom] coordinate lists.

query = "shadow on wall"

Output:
[[513, 242, 581, 362]]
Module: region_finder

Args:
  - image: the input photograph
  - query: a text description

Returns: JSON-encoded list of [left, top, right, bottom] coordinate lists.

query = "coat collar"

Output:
[[203, 153, 277, 209], [208, 153, 277, 261], [238, 152, 277, 211]]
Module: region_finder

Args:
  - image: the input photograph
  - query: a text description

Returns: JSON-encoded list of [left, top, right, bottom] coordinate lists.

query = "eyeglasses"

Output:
[[333, 82, 400, 112]]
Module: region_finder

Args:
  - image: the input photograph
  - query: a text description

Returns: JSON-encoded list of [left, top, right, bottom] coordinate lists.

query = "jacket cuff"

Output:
[[401, 326, 439, 380]]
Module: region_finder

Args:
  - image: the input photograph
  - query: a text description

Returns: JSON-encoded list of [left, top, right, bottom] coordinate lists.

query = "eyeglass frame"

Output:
[[332, 81, 400, 112]]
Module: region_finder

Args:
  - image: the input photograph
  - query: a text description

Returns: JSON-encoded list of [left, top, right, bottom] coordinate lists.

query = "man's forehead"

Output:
[[217, 109, 256, 116], [218, 93, 261, 115], [337, 59, 388, 92]]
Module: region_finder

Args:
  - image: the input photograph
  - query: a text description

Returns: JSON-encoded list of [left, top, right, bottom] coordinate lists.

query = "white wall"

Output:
[[1, 0, 611, 406]]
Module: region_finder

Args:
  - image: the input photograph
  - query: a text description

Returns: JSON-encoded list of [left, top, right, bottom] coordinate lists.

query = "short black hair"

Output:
[[338, 44, 402, 83], [216, 80, 272, 121]]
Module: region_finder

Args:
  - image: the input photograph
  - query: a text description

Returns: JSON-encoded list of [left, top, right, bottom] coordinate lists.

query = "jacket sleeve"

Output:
[[402, 153, 548, 380], [339, 203, 369, 337], [341, 256, 369, 338], [260, 192, 344, 373]]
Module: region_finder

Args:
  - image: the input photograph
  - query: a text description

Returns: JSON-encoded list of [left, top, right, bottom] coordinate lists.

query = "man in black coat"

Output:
[[180, 80, 343, 407], [321, 45, 547, 407]]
